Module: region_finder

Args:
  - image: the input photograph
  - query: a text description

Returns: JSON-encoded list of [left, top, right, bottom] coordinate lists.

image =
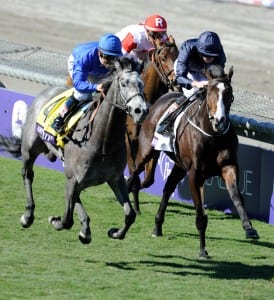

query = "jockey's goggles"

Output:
[[99, 52, 117, 64], [148, 31, 167, 40]]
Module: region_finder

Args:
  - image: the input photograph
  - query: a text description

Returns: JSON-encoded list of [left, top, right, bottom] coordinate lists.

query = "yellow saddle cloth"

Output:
[[36, 88, 89, 149]]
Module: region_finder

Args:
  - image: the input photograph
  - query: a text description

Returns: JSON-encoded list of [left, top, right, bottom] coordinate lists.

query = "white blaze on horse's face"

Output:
[[212, 82, 227, 132], [120, 71, 148, 123]]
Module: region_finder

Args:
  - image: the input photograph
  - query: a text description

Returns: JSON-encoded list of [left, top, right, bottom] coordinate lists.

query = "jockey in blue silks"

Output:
[[175, 31, 226, 98], [51, 33, 122, 132]]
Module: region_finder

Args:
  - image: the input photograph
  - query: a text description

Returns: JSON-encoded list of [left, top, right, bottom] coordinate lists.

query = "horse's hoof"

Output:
[[20, 214, 34, 228], [48, 216, 63, 230], [79, 231, 92, 244], [246, 228, 259, 239], [199, 250, 210, 259], [152, 228, 163, 237], [107, 228, 125, 240]]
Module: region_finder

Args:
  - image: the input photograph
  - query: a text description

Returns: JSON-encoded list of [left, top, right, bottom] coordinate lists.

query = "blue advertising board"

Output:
[[0, 88, 273, 224]]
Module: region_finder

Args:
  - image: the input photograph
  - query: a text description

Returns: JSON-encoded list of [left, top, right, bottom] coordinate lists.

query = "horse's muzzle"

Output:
[[211, 116, 227, 133]]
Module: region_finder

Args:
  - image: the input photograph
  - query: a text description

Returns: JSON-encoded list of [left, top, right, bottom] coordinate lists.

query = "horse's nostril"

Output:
[[135, 108, 141, 114], [220, 116, 225, 123]]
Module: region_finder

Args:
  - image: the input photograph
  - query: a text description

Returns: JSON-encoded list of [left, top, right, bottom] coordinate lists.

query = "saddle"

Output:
[[152, 95, 190, 153], [157, 95, 189, 136], [36, 89, 98, 149]]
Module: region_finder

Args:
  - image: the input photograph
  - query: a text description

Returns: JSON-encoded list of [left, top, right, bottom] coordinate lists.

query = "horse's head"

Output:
[[205, 65, 234, 133], [149, 35, 179, 90], [114, 57, 148, 124]]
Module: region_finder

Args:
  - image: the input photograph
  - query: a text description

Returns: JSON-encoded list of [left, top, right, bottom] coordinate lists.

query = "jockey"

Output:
[[115, 14, 168, 62], [157, 31, 226, 135], [51, 33, 122, 132], [175, 31, 226, 98]]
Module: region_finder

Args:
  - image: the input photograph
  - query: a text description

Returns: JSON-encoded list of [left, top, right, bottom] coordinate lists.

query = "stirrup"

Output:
[[157, 123, 171, 136]]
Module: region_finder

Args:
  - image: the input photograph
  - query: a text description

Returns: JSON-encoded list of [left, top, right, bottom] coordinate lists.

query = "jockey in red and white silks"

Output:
[[116, 14, 169, 61]]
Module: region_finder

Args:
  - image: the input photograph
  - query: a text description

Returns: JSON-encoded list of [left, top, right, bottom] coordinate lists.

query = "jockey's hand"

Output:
[[192, 80, 208, 89], [96, 83, 104, 93], [96, 83, 106, 98]]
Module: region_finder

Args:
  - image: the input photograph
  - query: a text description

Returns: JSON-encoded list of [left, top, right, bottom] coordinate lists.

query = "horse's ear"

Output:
[[168, 34, 175, 44], [227, 66, 233, 81], [135, 60, 144, 74], [148, 48, 155, 61]]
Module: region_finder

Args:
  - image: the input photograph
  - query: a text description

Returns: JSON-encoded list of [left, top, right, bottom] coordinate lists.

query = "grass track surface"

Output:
[[0, 157, 273, 300]]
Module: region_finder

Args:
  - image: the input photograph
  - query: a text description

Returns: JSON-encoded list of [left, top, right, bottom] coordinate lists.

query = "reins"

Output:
[[104, 70, 145, 114], [150, 44, 176, 89], [181, 85, 232, 137]]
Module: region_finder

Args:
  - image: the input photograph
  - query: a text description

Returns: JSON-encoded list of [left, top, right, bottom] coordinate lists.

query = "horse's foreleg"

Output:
[[75, 200, 91, 244], [222, 165, 259, 239], [153, 165, 186, 237], [20, 162, 35, 228], [140, 153, 159, 189], [188, 170, 209, 259], [107, 175, 136, 240], [49, 179, 78, 231], [128, 146, 159, 213], [126, 156, 147, 214]]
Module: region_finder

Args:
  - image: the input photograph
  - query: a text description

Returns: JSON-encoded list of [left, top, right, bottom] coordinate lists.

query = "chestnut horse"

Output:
[[127, 65, 259, 258], [126, 36, 179, 212]]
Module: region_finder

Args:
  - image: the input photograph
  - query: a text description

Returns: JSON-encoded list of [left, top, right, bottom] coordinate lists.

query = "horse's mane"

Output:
[[98, 56, 143, 97]]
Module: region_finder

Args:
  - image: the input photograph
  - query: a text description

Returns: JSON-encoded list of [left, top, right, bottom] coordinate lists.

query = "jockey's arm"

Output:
[[120, 32, 137, 54], [72, 68, 97, 94]]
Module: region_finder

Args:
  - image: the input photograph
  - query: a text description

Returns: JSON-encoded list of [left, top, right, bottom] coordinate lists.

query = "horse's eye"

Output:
[[120, 81, 127, 87], [160, 55, 166, 62]]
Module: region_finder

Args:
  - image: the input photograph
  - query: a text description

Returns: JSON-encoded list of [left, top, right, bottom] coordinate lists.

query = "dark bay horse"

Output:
[[126, 36, 179, 212], [0, 57, 148, 244], [127, 65, 259, 258]]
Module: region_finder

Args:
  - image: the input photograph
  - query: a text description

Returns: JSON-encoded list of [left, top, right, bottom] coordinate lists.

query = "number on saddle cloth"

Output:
[[36, 89, 94, 148]]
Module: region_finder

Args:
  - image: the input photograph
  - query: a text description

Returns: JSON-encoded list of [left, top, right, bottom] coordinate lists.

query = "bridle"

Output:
[[182, 77, 234, 137], [106, 70, 145, 114], [150, 43, 178, 90]]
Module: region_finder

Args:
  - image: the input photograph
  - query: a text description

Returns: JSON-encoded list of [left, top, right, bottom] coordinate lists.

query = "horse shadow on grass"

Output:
[[102, 225, 274, 280], [105, 253, 274, 280]]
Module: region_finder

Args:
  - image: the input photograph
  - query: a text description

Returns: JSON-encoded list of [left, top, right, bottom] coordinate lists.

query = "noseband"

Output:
[[205, 78, 234, 135], [183, 78, 233, 137], [109, 70, 145, 114]]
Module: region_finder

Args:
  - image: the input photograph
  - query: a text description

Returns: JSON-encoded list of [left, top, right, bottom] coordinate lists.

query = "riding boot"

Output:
[[51, 94, 78, 133], [157, 95, 188, 136], [157, 101, 180, 135]]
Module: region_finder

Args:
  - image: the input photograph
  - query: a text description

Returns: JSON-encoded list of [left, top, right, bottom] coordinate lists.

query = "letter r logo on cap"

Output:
[[155, 17, 164, 28]]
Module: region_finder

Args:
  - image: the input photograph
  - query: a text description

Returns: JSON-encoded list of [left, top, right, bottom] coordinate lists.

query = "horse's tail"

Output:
[[0, 135, 22, 158]]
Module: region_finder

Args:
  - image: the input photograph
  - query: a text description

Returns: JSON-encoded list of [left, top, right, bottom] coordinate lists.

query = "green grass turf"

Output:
[[0, 157, 273, 300]]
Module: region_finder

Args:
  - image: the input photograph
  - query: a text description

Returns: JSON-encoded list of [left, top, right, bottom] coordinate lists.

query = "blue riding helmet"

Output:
[[98, 33, 122, 56], [197, 31, 222, 57]]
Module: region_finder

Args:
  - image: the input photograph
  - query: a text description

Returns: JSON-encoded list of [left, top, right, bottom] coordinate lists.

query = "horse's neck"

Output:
[[189, 97, 212, 132], [143, 64, 167, 104], [90, 89, 126, 151]]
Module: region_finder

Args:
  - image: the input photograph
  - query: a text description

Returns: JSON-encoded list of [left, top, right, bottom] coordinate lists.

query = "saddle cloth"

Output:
[[36, 88, 90, 149], [152, 102, 185, 153]]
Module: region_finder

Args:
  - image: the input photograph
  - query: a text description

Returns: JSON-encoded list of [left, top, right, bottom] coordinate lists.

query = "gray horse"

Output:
[[0, 57, 148, 244]]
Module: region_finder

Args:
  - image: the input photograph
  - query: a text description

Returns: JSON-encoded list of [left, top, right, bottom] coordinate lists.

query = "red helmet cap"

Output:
[[144, 15, 167, 32]]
